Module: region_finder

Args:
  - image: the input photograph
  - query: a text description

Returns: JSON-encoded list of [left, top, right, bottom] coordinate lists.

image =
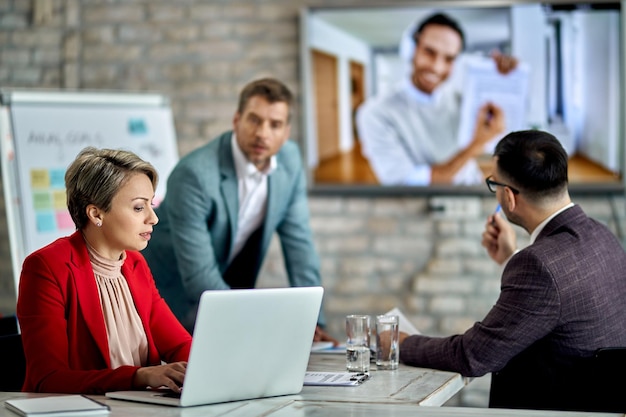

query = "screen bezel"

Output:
[[299, 0, 625, 197]]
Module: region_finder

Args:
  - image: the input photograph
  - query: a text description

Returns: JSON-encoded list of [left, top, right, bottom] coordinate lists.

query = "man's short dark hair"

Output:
[[237, 78, 293, 122], [413, 13, 465, 50], [494, 130, 569, 200]]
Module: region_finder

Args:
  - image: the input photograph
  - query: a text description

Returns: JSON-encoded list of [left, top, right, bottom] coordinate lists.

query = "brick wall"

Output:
[[1, 0, 625, 407]]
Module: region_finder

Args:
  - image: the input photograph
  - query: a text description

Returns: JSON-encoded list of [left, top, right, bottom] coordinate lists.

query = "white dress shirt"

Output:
[[229, 134, 276, 263], [529, 202, 575, 244], [356, 78, 483, 186]]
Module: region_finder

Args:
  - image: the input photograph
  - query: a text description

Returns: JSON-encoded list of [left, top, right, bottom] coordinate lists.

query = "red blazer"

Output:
[[17, 231, 192, 394]]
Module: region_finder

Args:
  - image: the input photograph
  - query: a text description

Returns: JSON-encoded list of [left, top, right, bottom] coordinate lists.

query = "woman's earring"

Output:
[[96, 222, 102, 227]]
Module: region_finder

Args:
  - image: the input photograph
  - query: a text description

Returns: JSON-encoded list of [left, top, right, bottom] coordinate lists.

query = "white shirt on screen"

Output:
[[356, 78, 483, 186]]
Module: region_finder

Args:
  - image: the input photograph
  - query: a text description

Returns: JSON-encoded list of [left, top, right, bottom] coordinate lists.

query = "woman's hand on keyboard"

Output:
[[134, 361, 187, 393]]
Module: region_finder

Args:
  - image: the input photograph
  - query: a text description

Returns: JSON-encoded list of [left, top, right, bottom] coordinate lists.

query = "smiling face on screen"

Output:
[[411, 23, 463, 94]]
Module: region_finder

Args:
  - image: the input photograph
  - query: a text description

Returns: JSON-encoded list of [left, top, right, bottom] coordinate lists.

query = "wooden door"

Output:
[[312, 49, 339, 161], [349, 60, 365, 142]]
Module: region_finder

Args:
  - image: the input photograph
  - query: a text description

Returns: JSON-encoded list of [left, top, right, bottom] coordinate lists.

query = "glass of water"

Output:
[[375, 314, 399, 370], [345, 314, 370, 372]]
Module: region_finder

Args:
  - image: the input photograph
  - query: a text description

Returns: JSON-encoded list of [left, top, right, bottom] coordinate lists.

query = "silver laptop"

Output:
[[106, 286, 323, 407]]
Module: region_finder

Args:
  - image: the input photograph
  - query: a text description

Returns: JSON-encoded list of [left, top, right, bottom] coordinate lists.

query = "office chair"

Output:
[[0, 333, 25, 391], [589, 347, 626, 413], [0, 315, 19, 336], [490, 344, 626, 413]]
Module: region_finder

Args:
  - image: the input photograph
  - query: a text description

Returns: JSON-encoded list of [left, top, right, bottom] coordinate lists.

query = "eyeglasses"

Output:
[[485, 176, 520, 194]]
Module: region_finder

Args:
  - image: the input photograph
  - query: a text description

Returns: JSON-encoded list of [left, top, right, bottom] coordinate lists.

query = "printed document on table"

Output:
[[304, 372, 369, 386], [456, 58, 530, 155]]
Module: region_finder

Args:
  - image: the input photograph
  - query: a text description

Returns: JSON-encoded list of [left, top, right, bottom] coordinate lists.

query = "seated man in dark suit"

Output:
[[398, 130, 626, 411]]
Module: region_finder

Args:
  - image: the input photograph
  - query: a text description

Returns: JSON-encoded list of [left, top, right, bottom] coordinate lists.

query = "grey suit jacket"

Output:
[[400, 205, 626, 408], [142, 131, 322, 327]]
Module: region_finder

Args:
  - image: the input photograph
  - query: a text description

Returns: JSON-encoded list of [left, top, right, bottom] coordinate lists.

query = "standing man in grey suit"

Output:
[[398, 130, 626, 411], [143, 78, 336, 344]]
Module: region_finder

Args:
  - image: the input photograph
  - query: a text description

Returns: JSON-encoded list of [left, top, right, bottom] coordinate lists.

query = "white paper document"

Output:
[[385, 307, 421, 335], [303, 372, 369, 386], [312, 308, 420, 356], [457, 58, 530, 155]]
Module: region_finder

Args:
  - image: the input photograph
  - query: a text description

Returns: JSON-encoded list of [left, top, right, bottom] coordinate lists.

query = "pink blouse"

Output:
[[87, 244, 148, 368]]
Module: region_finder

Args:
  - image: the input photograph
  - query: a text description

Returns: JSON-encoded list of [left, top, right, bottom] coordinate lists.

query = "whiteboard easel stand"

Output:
[[0, 89, 179, 302], [0, 104, 24, 302]]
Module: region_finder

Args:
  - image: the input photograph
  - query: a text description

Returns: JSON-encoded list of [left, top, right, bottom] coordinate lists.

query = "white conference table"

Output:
[[1, 353, 620, 416], [0, 394, 621, 417], [303, 352, 466, 405]]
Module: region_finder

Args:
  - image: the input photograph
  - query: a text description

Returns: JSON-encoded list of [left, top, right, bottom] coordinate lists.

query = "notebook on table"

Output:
[[105, 286, 323, 407]]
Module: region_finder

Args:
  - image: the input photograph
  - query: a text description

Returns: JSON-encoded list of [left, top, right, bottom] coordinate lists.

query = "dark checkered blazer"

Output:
[[400, 205, 626, 411]]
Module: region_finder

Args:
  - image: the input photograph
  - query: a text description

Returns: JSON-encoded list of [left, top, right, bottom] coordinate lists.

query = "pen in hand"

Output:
[[484, 105, 494, 127], [491, 204, 501, 226]]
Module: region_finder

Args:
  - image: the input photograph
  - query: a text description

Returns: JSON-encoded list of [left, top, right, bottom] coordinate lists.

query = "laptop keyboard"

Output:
[[158, 390, 182, 399]]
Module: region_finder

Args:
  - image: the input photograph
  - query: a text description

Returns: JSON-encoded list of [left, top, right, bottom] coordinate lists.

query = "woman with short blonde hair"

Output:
[[17, 146, 191, 394]]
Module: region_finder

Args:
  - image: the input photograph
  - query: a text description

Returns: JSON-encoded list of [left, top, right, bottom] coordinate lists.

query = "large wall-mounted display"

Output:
[[300, 1, 623, 194]]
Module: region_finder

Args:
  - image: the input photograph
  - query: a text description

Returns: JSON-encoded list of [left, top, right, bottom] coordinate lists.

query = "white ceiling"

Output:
[[309, 5, 513, 51]]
